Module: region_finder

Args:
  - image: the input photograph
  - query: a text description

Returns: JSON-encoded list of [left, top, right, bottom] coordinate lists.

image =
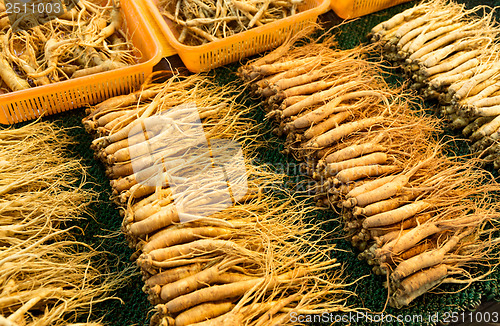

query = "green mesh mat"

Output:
[[12, 1, 500, 325]]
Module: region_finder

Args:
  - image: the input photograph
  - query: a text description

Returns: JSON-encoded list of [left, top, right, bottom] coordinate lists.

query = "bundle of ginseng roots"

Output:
[[368, 0, 500, 172], [0, 122, 122, 326], [238, 36, 500, 308], [159, 0, 304, 46], [0, 0, 136, 93], [82, 73, 352, 325]]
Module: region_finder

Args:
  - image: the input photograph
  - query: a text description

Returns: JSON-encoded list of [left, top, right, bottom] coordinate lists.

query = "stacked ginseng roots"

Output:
[[83, 73, 351, 325], [239, 35, 500, 308], [368, 0, 500, 172], [0, 123, 121, 325]]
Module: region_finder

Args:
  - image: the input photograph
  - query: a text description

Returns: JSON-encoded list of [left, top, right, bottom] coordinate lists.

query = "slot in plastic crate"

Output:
[[0, 0, 164, 125], [144, 0, 330, 73]]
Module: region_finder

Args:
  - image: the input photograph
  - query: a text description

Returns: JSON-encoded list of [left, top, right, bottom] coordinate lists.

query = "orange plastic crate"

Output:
[[0, 0, 164, 125], [331, 0, 414, 19], [144, 0, 331, 73]]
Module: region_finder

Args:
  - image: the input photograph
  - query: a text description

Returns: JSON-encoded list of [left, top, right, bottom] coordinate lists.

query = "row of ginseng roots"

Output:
[[82, 73, 352, 326], [238, 33, 500, 309], [368, 0, 500, 172], [0, 122, 122, 325]]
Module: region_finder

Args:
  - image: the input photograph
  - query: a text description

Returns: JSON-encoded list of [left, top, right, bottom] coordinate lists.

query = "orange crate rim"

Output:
[[144, 0, 330, 73], [331, 0, 414, 19]]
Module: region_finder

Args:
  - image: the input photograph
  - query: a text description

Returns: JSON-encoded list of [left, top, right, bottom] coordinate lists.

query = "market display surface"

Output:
[[1, 0, 500, 325]]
